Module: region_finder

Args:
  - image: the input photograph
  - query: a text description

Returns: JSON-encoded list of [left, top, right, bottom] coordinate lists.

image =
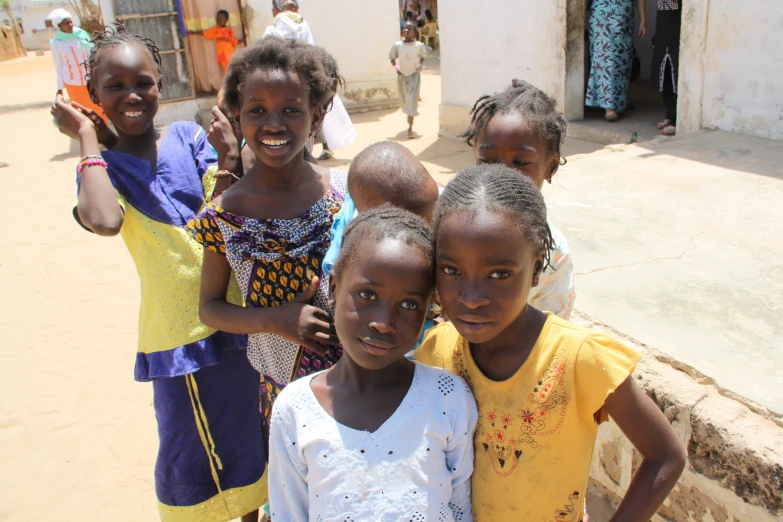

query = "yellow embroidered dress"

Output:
[[417, 313, 640, 521]]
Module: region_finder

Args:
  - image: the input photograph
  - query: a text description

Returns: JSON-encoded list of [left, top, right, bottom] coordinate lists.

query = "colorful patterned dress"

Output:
[[585, 0, 636, 111], [76, 121, 267, 521], [188, 169, 347, 423]]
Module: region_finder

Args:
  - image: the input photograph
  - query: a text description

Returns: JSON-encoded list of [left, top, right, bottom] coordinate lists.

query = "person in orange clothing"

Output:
[[193, 10, 243, 75]]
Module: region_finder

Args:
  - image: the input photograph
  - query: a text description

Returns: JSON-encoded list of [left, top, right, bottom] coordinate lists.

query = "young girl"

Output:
[[51, 27, 266, 522], [462, 79, 575, 319], [268, 206, 478, 521], [418, 164, 686, 521], [190, 38, 347, 429], [390, 21, 426, 139]]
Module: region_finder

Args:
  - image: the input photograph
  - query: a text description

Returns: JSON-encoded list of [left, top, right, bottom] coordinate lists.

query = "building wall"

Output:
[[698, 0, 783, 140], [438, 0, 568, 137], [242, 0, 401, 112], [3, 0, 77, 50]]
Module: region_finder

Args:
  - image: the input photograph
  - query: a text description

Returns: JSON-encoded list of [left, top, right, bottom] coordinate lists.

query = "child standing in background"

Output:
[[462, 80, 575, 319], [193, 10, 243, 75], [390, 21, 426, 139]]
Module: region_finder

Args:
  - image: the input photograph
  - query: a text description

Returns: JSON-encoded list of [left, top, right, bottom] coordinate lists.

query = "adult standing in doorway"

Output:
[[47, 9, 105, 122], [585, 0, 646, 121], [652, 0, 681, 135]]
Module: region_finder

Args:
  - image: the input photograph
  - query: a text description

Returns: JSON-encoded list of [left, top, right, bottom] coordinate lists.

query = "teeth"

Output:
[[124, 111, 143, 118], [262, 139, 290, 147]]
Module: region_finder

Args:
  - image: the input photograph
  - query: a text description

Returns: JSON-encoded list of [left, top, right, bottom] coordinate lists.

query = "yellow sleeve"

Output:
[[574, 330, 641, 422], [416, 322, 455, 369]]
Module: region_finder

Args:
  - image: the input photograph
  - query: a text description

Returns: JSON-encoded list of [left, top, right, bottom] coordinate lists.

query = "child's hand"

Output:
[[273, 275, 339, 354], [51, 94, 93, 139], [71, 101, 117, 148], [208, 106, 239, 161]]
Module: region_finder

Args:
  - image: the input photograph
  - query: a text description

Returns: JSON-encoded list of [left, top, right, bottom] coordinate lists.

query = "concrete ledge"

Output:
[[571, 311, 783, 521], [341, 79, 399, 114], [438, 103, 471, 139]]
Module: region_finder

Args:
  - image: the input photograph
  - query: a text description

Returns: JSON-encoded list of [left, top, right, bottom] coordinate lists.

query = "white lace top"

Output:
[[268, 363, 478, 522], [528, 222, 575, 319]]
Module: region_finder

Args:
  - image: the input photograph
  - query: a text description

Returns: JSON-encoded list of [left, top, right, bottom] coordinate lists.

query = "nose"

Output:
[[262, 112, 285, 133], [125, 91, 142, 103], [457, 280, 490, 310], [369, 306, 396, 336]]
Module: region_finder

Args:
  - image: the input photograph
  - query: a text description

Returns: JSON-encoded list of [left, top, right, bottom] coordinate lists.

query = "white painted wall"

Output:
[[2, 0, 75, 50], [438, 0, 567, 136], [243, 0, 400, 111], [700, 0, 783, 140]]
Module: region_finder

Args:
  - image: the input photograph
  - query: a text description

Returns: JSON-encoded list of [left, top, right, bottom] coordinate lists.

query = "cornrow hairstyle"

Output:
[[460, 79, 568, 158], [433, 164, 555, 271], [331, 204, 435, 283], [85, 24, 163, 83], [222, 37, 337, 115]]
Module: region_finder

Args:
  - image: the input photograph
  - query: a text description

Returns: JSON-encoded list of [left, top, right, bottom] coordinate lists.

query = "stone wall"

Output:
[[570, 312, 783, 521]]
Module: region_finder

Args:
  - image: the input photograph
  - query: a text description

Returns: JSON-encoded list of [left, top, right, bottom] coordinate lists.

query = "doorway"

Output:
[[565, 0, 683, 142]]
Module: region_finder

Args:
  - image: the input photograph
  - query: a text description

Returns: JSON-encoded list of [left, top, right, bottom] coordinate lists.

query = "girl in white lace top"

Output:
[[269, 206, 478, 521]]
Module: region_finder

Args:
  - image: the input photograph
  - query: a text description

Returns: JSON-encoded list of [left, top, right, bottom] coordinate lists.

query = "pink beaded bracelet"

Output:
[[77, 157, 108, 175]]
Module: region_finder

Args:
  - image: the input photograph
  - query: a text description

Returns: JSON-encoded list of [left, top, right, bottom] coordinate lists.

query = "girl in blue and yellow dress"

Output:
[[51, 26, 266, 522]]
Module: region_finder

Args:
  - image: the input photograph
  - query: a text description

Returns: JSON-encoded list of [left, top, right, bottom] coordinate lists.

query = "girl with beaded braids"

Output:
[[190, 37, 349, 441], [268, 205, 477, 521], [51, 25, 267, 522], [461, 79, 575, 319], [417, 164, 686, 522]]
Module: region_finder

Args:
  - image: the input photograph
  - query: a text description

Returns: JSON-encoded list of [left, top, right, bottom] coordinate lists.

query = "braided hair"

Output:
[[460, 79, 567, 158], [332, 204, 435, 282], [85, 25, 163, 83], [433, 164, 554, 271], [222, 37, 337, 114]]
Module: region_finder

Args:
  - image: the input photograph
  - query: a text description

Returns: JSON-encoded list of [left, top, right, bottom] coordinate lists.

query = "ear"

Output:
[[327, 271, 338, 308], [234, 108, 242, 127], [531, 253, 546, 288], [310, 104, 327, 136], [157, 78, 164, 93], [87, 80, 100, 105], [546, 151, 560, 183]]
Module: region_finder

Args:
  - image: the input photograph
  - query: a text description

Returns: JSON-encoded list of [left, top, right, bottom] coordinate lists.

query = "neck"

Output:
[[246, 150, 314, 189], [330, 353, 413, 393], [474, 304, 543, 356], [114, 124, 159, 154]]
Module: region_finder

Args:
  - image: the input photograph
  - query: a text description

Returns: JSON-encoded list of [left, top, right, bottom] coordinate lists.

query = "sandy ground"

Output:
[[0, 53, 600, 521]]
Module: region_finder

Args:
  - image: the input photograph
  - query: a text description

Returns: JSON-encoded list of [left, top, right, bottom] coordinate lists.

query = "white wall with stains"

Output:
[[699, 0, 783, 140], [438, 0, 568, 136]]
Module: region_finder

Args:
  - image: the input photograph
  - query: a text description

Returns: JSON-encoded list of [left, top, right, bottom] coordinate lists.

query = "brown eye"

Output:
[[489, 271, 511, 280]]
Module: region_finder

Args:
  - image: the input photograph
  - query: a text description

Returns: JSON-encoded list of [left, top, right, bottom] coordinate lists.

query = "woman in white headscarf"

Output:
[[263, 0, 357, 160], [48, 9, 106, 121]]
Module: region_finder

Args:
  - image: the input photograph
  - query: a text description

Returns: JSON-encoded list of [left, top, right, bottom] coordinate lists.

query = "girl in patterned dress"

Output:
[[268, 206, 477, 521], [417, 164, 686, 521], [51, 26, 266, 522], [461, 80, 575, 319], [190, 38, 348, 431]]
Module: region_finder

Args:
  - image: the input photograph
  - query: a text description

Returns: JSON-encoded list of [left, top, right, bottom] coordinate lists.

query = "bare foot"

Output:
[[604, 109, 619, 122], [657, 118, 673, 129], [660, 125, 676, 136]]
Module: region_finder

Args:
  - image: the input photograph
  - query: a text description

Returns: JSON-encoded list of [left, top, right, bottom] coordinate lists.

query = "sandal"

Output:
[[660, 125, 676, 136], [657, 118, 673, 129], [604, 109, 619, 122]]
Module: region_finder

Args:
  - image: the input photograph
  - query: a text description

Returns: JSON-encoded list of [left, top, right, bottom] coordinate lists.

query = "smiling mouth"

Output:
[[122, 110, 144, 119], [261, 139, 291, 149]]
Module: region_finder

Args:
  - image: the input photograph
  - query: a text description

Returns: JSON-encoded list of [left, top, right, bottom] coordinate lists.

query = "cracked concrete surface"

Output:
[[545, 131, 783, 419]]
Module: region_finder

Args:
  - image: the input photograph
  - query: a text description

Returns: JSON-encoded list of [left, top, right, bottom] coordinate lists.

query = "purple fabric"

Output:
[[134, 330, 247, 382], [99, 121, 216, 227], [153, 348, 265, 507]]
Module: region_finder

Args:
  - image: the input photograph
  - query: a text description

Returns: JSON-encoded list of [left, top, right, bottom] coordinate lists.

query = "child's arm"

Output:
[[268, 397, 309, 521], [389, 43, 403, 75], [52, 45, 64, 96], [206, 106, 242, 187], [198, 248, 338, 352], [446, 380, 479, 522], [52, 94, 123, 236], [602, 376, 687, 521]]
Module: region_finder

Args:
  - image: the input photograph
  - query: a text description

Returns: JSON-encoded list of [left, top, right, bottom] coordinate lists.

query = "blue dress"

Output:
[[585, 0, 635, 111]]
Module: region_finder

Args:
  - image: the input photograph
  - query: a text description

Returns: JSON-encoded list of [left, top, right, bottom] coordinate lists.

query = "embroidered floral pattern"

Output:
[[547, 491, 582, 522]]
